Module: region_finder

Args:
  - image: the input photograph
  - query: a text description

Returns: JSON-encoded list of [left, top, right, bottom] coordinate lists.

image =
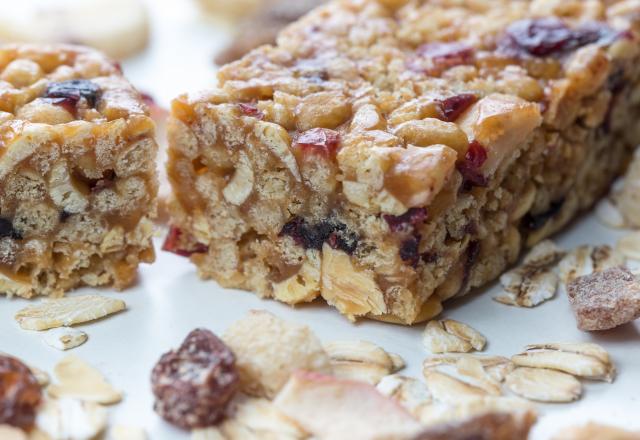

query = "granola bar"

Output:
[[0, 44, 157, 298], [166, 0, 640, 324]]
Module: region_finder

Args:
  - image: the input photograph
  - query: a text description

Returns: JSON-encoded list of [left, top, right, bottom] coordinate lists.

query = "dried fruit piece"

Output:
[[42, 328, 88, 351], [293, 128, 341, 157], [162, 226, 208, 257], [423, 319, 486, 353], [567, 266, 640, 331], [274, 371, 422, 439], [0, 355, 42, 429], [558, 244, 626, 285], [15, 295, 126, 331], [36, 397, 107, 440], [456, 140, 488, 188], [223, 311, 330, 399], [505, 367, 581, 403], [512, 343, 615, 382], [49, 355, 122, 405], [151, 329, 239, 429], [383, 207, 427, 233], [44, 80, 101, 108], [280, 217, 358, 254], [495, 240, 565, 307], [324, 340, 404, 385]]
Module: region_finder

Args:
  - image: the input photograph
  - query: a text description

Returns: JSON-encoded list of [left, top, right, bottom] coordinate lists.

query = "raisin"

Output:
[[421, 251, 438, 264], [0, 218, 22, 240], [523, 199, 565, 230], [383, 208, 427, 233], [238, 103, 265, 120], [399, 235, 421, 268], [499, 18, 622, 58], [44, 79, 101, 108], [456, 140, 489, 190], [162, 226, 209, 257], [438, 94, 477, 122], [151, 329, 239, 429], [462, 240, 481, 289], [0, 355, 42, 430], [293, 128, 341, 157], [280, 217, 359, 255]]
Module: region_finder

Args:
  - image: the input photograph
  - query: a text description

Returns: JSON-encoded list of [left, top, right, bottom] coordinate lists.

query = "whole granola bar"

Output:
[[166, 0, 640, 324], [0, 44, 157, 298]]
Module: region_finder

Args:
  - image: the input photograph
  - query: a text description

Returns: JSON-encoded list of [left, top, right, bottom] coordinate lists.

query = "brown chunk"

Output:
[[0, 355, 42, 430], [567, 266, 640, 331]]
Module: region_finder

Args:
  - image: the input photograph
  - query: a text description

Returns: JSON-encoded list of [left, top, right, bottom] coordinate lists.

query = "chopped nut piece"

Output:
[[617, 232, 640, 261], [223, 311, 331, 398], [567, 266, 640, 331], [274, 371, 422, 439], [36, 397, 107, 440], [324, 340, 404, 384], [48, 355, 122, 404], [551, 423, 640, 440], [495, 240, 565, 307], [42, 328, 88, 351], [110, 425, 147, 440], [15, 295, 126, 331], [559, 245, 626, 285], [505, 367, 581, 403], [423, 319, 486, 353], [512, 343, 615, 382]]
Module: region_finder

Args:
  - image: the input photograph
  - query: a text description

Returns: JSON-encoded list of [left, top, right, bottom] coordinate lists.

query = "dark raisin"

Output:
[[59, 211, 72, 223], [462, 240, 481, 289], [0, 355, 42, 430], [44, 79, 101, 108], [151, 329, 239, 429], [523, 199, 565, 230], [399, 235, 421, 268], [421, 251, 438, 264], [383, 208, 427, 233], [438, 94, 477, 122], [293, 128, 341, 157], [456, 140, 488, 190], [162, 226, 209, 257], [0, 218, 21, 240], [238, 103, 265, 120], [280, 217, 359, 254]]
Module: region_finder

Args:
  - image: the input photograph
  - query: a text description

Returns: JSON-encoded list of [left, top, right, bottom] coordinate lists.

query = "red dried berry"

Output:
[[42, 97, 78, 115], [151, 329, 239, 430], [456, 140, 488, 189], [383, 208, 428, 233], [293, 128, 341, 156], [44, 79, 101, 108], [238, 103, 264, 120], [438, 94, 478, 122], [409, 42, 475, 75], [0, 355, 42, 430], [162, 226, 208, 257], [399, 235, 421, 268]]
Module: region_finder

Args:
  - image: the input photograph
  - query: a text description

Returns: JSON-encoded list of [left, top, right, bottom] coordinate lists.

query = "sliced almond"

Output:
[[617, 232, 640, 261], [505, 367, 581, 403], [109, 426, 147, 440], [495, 240, 564, 307], [512, 342, 615, 382], [423, 319, 485, 353], [15, 295, 126, 331], [558, 244, 626, 285], [36, 397, 107, 440], [48, 355, 122, 404], [376, 375, 432, 415], [42, 328, 88, 351]]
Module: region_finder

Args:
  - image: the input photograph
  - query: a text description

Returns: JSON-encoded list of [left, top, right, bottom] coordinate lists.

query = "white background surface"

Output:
[[1, 1, 640, 438]]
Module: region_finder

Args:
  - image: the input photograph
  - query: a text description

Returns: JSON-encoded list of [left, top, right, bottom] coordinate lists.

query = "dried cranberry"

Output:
[[523, 199, 565, 230], [499, 18, 622, 58], [456, 140, 488, 189], [44, 79, 101, 108], [399, 235, 421, 268], [0, 355, 42, 430], [162, 226, 209, 257], [151, 329, 239, 429], [438, 94, 477, 122], [238, 103, 264, 120], [383, 208, 428, 233], [280, 217, 359, 254], [411, 42, 475, 75], [294, 128, 341, 156], [0, 218, 21, 240], [42, 96, 78, 115]]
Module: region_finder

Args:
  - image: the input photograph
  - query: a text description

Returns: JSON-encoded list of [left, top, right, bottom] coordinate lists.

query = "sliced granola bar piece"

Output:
[[567, 266, 640, 331]]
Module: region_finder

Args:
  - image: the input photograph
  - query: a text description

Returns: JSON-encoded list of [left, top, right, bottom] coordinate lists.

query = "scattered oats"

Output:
[[324, 340, 404, 384], [223, 310, 331, 399], [376, 375, 432, 415], [423, 354, 513, 383], [36, 397, 107, 440], [15, 295, 126, 331], [567, 266, 640, 331], [558, 245, 626, 285], [495, 240, 565, 307], [595, 198, 626, 229], [505, 367, 581, 403], [423, 320, 486, 354], [42, 328, 88, 351], [48, 355, 123, 404], [512, 342, 615, 382], [389, 353, 406, 372], [454, 357, 502, 396], [617, 232, 640, 261], [109, 425, 147, 440], [0, 425, 27, 440], [422, 369, 489, 403]]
